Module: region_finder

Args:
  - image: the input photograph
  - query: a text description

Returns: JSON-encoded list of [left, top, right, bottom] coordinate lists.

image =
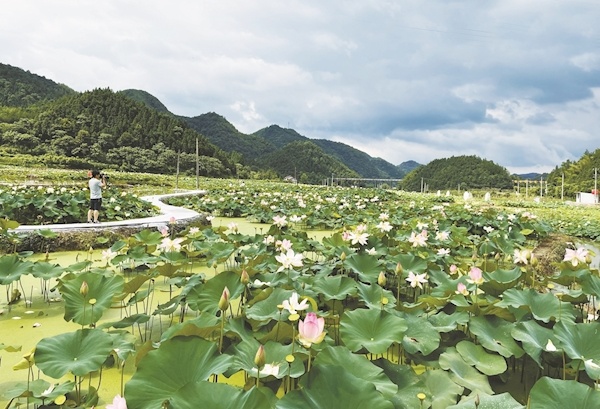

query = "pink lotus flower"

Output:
[[106, 394, 127, 409], [467, 266, 484, 285], [298, 312, 326, 348]]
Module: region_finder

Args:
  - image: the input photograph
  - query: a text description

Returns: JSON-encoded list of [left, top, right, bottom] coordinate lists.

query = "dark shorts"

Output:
[[89, 198, 102, 211]]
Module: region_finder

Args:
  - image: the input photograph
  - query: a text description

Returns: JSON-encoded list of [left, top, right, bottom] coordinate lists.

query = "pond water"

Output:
[[0, 217, 335, 407]]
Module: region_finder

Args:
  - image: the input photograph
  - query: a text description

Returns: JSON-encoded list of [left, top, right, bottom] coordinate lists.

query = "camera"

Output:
[[100, 173, 110, 181]]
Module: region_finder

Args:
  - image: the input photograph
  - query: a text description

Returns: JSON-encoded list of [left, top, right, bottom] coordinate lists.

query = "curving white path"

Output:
[[14, 190, 206, 232]]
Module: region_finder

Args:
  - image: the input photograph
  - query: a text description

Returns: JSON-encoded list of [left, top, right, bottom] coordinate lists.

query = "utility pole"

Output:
[[196, 138, 199, 189], [561, 173, 564, 201], [595, 168, 598, 203]]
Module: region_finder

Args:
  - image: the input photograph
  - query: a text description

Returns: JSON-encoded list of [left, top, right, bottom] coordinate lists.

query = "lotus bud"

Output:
[[340, 252, 346, 261], [494, 253, 500, 260], [218, 287, 230, 311], [241, 269, 250, 285], [254, 344, 266, 369], [395, 262, 403, 275], [378, 271, 387, 287], [80, 281, 89, 297], [530, 253, 539, 267]]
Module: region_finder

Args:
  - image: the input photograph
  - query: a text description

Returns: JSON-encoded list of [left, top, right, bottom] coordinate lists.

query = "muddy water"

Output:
[[0, 217, 334, 407]]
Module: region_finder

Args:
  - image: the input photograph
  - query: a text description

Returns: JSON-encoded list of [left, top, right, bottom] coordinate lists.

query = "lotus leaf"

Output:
[[356, 282, 397, 311], [400, 312, 441, 356], [422, 369, 464, 409], [61, 271, 124, 325], [343, 253, 383, 284], [446, 392, 525, 408], [0, 254, 33, 285], [312, 275, 357, 301], [455, 340, 507, 376], [187, 270, 245, 315], [373, 359, 430, 409], [227, 339, 304, 379], [276, 364, 394, 409], [439, 347, 493, 395], [314, 345, 398, 397], [125, 336, 232, 408], [529, 377, 600, 408], [554, 320, 600, 363], [497, 288, 576, 323], [340, 308, 407, 355], [511, 320, 553, 368], [35, 328, 113, 378], [30, 262, 65, 280], [468, 315, 524, 358]]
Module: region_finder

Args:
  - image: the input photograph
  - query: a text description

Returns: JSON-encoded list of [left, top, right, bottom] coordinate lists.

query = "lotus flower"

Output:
[[106, 394, 127, 409], [298, 312, 326, 348]]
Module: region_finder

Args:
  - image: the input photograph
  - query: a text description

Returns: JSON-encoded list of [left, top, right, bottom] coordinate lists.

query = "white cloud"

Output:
[[1, 0, 599, 172]]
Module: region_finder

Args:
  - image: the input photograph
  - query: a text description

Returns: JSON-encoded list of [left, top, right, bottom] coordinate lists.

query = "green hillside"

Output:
[[119, 89, 172, 114], [546, 149, 600, 198], [0, 63, 75, 107], [260, 140, 359, 184], [402, 155, 513, 191], [185, 112, 273, 161]]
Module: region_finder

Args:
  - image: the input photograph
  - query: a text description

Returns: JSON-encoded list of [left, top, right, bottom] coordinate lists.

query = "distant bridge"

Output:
[[329, 177, 403, 187]]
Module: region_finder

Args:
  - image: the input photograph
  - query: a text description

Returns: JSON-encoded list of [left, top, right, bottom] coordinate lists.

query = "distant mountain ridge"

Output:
[[0, 62, 422, 183]]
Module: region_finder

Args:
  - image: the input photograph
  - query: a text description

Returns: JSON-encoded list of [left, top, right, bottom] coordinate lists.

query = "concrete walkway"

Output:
[[14, 190, 206, 232]]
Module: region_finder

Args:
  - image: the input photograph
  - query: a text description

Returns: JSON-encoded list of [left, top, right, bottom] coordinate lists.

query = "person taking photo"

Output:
[[87, 169, 106, 224]]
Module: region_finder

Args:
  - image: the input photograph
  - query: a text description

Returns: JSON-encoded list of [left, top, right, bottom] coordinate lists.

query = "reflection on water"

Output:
[[0, 217, 335, 407]]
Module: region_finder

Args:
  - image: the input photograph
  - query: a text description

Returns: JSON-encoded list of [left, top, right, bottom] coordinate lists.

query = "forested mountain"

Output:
[[252, 125, 305, 149], [0, 63, 75, 107], [1, 63, 383, 182], [185, 112, 273, 161], [398, 160, 421, 174], [401, 155, 513, 191], [546, 149, 600, 198], [260, 140, 360, 184], [0, 87, 237, 176], [118, 89, 172, 114]]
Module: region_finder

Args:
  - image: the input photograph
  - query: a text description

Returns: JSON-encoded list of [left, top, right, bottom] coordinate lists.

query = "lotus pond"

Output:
[[2, 182, 600, 409]]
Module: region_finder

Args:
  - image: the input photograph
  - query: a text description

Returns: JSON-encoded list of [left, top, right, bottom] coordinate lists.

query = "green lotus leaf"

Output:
[[478, 239, 498, 256], [400, 313, 440, 356], [30, 262, 65, 280], [226, 339, 304, 380], [312, 275, 357, 301], [344, 253, 383, 284], [394, 253, 428, 274], [0, 254, 33, 285], [106, 330, 137, 362], [497, 288, 576, 323], [159, 314, 221, 342], [428, 311, 470, 333], [132, 229, 164, 246], [579, 274, 600, 299], [554, 320, 600, 363], [529, 377, 600, 408], [468, 315, 524, 358], [35, 328, 113, 378], [276, 364, 394, 409], [584, 359, 600, 380], [314, 346, 398, 397], [340, 308, 407, 355], [125, 336, 233, 408], [422, 369, 464, 409], [61, 271, 124, 325], [245, 287, 296, 325], [511, 320, 553, 368], [373, 360, 430, 409], [187, 270, 245, 315], [439, 347, 493, 395], [479, 267, 522, 295], [99, 313, 151, 329], [428, 269, 463, 297], [446, 392, 525, 408], [455, 340, 507, 376], [205, 241, 237, 264], [356, 282, 397, 311]]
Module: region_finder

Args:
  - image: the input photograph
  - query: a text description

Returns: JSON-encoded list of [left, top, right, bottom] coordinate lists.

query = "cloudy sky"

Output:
[[2, 1, 600, 173]]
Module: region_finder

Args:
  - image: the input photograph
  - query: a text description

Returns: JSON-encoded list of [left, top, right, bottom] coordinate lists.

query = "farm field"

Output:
[[2, 169, 600, 408]]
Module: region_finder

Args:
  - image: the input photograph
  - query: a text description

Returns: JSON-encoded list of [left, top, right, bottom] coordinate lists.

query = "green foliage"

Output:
[[402, 155, 513, 191], [0, 63, 75, 107], [546, 149, 600, 198]]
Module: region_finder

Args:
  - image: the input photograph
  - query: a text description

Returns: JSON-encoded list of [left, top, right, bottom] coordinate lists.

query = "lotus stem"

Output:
[[219, 310, 226, 353]]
